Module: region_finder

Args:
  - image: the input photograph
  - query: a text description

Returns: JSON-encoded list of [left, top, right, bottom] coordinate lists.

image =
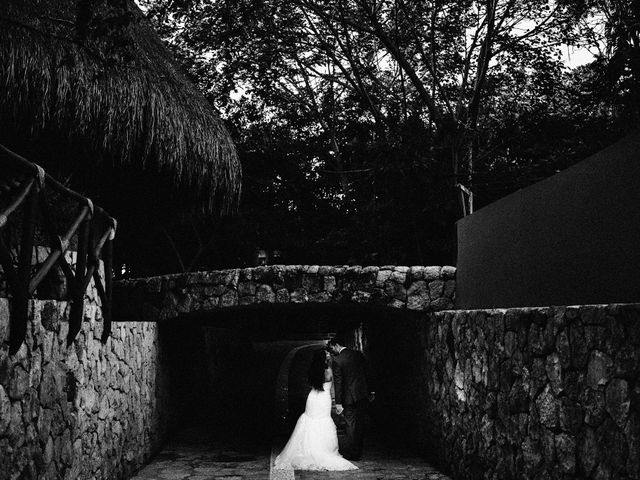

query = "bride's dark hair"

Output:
[[308, 349, 328, 391]]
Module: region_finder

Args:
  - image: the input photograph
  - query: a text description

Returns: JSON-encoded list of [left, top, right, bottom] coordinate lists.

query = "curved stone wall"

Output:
[[114, 265, 456, 321]]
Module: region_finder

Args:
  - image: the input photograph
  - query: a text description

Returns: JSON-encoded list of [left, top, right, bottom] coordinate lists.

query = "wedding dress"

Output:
[[274, 381, 358, 471]]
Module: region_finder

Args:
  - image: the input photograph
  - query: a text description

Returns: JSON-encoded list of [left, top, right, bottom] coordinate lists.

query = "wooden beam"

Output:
[[29, 205, 90, 295], [100, 238, 113, 343], [9, 184, 37, 355], [0, 178, 36, 228], [67, 217, 90, 346]]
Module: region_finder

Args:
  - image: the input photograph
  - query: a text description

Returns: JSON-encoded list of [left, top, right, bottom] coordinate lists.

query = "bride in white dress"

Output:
[[274, 349, 358, 471]]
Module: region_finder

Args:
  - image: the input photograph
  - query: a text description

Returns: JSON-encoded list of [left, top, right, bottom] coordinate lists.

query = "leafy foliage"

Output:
[[125, 0, 639, 274]]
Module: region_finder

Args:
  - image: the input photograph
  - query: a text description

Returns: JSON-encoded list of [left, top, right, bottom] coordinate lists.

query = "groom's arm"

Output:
[[363, 352, 375, 390], [333, 357, 343, 412], [363, 352, 376, 401]]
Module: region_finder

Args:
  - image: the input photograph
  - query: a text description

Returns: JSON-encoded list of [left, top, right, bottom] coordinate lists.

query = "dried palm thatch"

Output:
[[0, 0, 241, 214]]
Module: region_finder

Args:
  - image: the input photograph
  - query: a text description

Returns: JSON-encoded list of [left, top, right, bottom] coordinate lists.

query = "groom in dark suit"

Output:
[[327, 335, 375, 461]]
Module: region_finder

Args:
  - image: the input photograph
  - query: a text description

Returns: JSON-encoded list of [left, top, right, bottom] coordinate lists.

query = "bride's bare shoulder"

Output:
[[324, 367, 333, 382]]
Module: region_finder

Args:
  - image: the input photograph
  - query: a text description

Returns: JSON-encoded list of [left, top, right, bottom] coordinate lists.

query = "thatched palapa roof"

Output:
[[0, 0, 241, 213]]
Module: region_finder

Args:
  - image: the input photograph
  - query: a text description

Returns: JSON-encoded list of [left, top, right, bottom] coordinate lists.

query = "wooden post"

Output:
[[100, 237, 113, 343], [9, 184, 37, 355], [67, 215, 90, 346], [0, 234, 19, 293]]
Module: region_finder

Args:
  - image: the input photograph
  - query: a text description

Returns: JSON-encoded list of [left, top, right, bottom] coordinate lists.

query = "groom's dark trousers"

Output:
[[342, 399, 367, 459], [333, 348, 371, 460]]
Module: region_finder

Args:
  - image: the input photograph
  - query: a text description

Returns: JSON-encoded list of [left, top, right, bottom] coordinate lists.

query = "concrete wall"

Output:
[[0, 298, 169, 480], [456, 131, 640, 309], [419, 304, 640, 480]]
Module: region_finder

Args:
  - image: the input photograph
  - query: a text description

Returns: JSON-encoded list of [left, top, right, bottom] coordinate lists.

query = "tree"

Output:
[[145, 0, 574, 214], [132, 0, 628, 270]]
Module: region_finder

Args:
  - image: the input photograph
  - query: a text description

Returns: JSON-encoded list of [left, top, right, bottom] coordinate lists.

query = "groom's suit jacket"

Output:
[[333, 348, 370, 405]]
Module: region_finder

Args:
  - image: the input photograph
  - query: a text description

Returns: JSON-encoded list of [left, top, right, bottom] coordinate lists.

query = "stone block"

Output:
[[222, 269, 240, 287], [428, 280, 444, 299], [430, 297, 452, 311], [256, 285, 276, 303], [351, 291, 371, 303], [144, 277, 162, 293], [8, 402, 24, 446], [522, 435, 543, 469], [391, 270, 407, 284], [558, 397, 582, 433], [290, 288, 308, 303], [384, 281, 406, 301], [237, 281, 256, 297], [239, 296, 255, 306], [443, 280, 456, 298], [275, 289, 290, 303], [220, 290, 238, 308], [323, 276, 336, 293], [423, 266, 441, 281], [614, 344, 640, 379], [270, 266, 286, 286], [407, 281, 429, 311], [409, 266, 424, 280], [555, 433, 576, 474], [252, 266, 269, 282], [309, 291, 331, 303], [545, 353, 563, 395], [0, 300, 9, 344], [581, 388, 606, 427], [387, 299, 405, 309], [376, 269, 392, 287], [361, 266, 378, 276], [504, 331, 517, 357], [44, 436, 54, 465], [441, 265, 456, 279], [595, 418, 627, 478], [0, 385, 9, 435], [577, 427, 598, 477], [537, 385, 560, 429], [605, 379, 630, 429], [345, 266, 362, 276], [8, 366, 28, 400], [625, 413, 640, 478], [569, 322, 589, 369], [318, 266, 332, 275], [555, 329, 571, 369], [239, 268, 253, 281], [302, 274, 321, 293], [587, 350, 613, 389]]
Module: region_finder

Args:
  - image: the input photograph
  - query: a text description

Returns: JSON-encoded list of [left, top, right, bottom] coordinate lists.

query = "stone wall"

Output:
[[420, 304, 640, 480], [115, 265, 457, 321], [0, 298, 168, 480]]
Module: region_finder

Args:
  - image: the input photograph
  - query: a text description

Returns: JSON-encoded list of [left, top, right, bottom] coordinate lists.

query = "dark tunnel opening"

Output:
[[157, 303, 430, 456]]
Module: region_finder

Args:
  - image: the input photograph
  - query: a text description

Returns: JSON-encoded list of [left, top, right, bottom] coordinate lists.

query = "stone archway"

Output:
[[114, 265, 456, 321]]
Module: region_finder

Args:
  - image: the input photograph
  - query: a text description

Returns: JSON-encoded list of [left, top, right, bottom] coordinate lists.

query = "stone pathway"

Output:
[[129, 439, 269, 480], [130, 434, 450, 480]]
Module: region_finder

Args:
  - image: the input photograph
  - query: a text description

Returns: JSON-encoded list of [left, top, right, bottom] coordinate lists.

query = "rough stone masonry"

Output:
[[114, 265, 457, 321], [0, 297, 168, 480], [420, 304, 640, 480]]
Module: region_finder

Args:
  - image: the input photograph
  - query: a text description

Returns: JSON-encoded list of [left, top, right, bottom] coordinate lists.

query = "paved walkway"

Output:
[[130, 434, 450, 480], [130, 340, 451, 480]]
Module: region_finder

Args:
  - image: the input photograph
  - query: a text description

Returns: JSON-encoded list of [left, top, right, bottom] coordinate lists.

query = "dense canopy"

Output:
[[131, 0, 639, 274]]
